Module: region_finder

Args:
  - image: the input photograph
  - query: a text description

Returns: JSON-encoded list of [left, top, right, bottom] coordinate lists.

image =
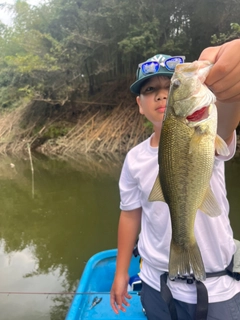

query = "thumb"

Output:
[[198, 45, 222, 86]]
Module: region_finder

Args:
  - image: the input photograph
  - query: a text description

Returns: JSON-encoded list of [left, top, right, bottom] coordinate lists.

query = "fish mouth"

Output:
[[186, 106, 209, 122]]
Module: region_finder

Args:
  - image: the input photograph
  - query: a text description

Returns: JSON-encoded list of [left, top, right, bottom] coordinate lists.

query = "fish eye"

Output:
[[172, 79, 181, 87]]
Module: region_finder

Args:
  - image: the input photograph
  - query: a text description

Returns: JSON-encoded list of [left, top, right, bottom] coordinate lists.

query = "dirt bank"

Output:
[[0, 80, 239, 157], [0, 80, 152, 157]]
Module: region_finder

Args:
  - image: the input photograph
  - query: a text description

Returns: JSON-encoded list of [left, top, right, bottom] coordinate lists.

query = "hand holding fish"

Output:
[[199, 40, 240, 146], [199, 39, 240, 103]]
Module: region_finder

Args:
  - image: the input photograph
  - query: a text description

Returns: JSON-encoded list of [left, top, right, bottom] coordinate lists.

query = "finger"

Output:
[[110, 293, 127, 313], [207, 64, 240, 102], [206, 55, 237, 88], [198, 46, 224, 87], [198, 45, 221, 64], [199, 40, 240, 88], [217, 91, 240, 104], [122, 297, 130, 307], [118, 303, 126, 312], [213, 79, 240, 103], [125, 292, 132, 300], [111, 304, 119, 314], [110, 294, 119, 314]]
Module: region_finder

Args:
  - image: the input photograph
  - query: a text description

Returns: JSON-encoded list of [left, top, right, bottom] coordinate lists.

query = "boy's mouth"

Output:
[[156, 105, 166, 113]]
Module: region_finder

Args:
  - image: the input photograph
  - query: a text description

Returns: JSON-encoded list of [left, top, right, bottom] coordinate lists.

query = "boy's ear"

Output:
[[136, 96, 144, 115]]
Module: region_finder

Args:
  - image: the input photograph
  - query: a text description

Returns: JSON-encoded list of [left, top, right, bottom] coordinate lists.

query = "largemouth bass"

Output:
[[149, 61, 229, 281]]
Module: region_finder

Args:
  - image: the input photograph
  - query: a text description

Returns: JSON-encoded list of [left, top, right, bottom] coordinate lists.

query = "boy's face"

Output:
[[136, 75, 171, 128]]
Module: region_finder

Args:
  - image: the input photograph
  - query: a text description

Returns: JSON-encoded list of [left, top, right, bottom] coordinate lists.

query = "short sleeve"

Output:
[[119, 154, 142, 211]]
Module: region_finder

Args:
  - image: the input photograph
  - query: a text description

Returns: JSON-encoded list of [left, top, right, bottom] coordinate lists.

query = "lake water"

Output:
[[0, 153, 239, 320]]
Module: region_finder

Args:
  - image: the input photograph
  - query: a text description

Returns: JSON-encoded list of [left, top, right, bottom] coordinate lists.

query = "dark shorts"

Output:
[[140, 281, 240, 320]]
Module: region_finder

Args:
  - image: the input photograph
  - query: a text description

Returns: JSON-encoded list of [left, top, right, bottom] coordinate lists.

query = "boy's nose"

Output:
[[156, 91, 168, 100]]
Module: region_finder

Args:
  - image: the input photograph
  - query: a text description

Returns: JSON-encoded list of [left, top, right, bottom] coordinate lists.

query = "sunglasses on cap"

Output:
[[138, 56, 185, 75]]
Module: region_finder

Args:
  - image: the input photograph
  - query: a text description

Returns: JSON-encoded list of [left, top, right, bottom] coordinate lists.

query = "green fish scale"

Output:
[[159, 114, 215, 247]]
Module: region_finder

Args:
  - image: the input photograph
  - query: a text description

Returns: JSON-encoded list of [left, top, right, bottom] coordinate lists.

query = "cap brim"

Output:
[[130, 71, 173, 95]]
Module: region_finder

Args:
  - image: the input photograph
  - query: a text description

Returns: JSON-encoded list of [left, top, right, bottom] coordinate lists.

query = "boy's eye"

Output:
[[143, 86, 154, 93]]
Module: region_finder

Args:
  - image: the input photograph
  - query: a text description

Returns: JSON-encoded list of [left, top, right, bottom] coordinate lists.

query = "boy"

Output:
[[110, 39, 240, 320]]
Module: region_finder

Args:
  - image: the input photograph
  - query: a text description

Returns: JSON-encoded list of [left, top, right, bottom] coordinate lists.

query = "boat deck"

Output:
[[66, 249, 145, 319], [67, 292, 144, 319]]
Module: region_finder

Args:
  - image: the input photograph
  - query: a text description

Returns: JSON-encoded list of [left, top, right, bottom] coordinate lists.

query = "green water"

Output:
[[0, 153, 239, 320], [0, 154, 121, 320]]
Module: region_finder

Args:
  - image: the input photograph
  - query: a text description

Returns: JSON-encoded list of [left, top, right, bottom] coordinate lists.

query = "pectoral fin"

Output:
[[215, 134, 230, 156], [189, 133, 203, 154], [148, 174, 165, 202], [199, 186, 222, 217]]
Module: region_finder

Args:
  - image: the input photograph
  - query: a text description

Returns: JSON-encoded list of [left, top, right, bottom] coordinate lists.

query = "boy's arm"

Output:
[[216, 101, 240, 145], [199, 39, 240, 145], [110, 208, 142, 314]]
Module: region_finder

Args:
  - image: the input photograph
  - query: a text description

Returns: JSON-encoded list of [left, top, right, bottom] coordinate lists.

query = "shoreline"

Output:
[[0, 97, 239, 158]]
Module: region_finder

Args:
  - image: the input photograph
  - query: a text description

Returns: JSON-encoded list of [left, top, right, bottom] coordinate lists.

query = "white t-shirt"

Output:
[[119, 132, 240, 304]]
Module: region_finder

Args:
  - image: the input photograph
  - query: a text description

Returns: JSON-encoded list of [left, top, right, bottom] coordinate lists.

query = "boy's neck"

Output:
[[151, 129, 161, 147]]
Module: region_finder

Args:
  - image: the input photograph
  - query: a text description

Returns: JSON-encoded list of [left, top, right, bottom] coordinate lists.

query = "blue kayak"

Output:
[[65, 249, 146, 319]]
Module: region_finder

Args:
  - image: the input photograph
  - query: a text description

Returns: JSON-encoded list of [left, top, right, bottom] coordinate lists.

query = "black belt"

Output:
[[132, 244, 240, 319], [160, 263, 232, 320]]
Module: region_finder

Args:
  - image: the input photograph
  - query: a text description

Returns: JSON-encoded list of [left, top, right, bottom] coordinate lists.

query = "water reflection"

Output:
[[0, 153, 238, 319], [0, 242, 66, 320], [0, 153, 122, 320]]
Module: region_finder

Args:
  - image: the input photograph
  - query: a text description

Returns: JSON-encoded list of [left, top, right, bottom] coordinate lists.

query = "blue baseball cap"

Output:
[[130, 54, 185, 95]]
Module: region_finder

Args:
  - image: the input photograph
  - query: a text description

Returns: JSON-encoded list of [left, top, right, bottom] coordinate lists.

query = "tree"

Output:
[[0, 0, 240, 109]]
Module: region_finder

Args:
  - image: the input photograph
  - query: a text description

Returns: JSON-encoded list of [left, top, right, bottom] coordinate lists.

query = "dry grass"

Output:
[[43, 102, 149, 156], [37, 79, 152, 156], [0, 79, 238, 158], [0, 79, 152, 157]]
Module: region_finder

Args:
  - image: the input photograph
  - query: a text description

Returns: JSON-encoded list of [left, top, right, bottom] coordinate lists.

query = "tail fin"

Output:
[[169, 241, 206, 281]]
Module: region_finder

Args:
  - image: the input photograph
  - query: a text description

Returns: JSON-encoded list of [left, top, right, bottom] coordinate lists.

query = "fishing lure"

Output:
[[89, 296, 102, 310]]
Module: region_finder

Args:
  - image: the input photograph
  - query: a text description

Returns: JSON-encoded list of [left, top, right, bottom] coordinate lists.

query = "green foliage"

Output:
[[119, 19, 160, 56], [0, 0, 240, 110], [143, 118, 154, 132], [43, 125, 70, 139], [211, 23, 240, 45]]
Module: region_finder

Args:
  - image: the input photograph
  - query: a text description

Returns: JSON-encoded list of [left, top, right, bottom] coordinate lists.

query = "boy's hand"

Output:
[[199, 39, 240, 103], [110, 273, 131, 314]]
